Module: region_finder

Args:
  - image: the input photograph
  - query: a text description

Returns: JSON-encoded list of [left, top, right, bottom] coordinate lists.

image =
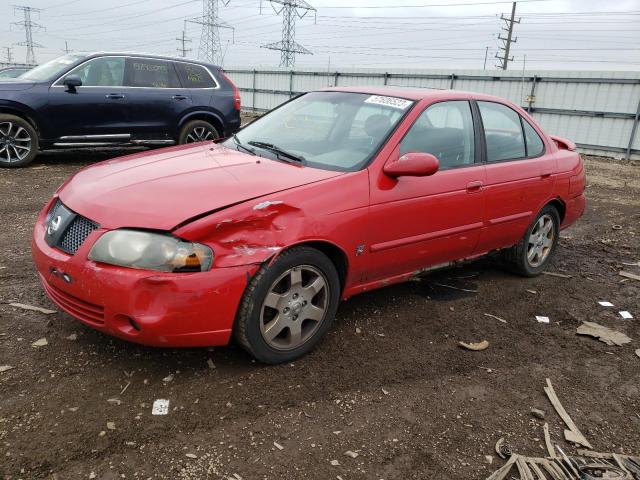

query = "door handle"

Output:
[[466, 180, 483, 193], [541, 170, 552, 178], [105, 93, 125, 100], [172, 95, 188, 100]]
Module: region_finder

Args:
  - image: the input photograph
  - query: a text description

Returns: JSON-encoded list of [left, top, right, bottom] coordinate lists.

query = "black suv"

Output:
[[0, 52, 241, 167]]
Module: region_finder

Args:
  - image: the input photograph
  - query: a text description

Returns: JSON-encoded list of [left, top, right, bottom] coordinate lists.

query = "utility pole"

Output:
[[176, 30, 192, 58], [495, 1, 519, 70], [63, 40, 71, 53], [483, 46, 489, 70], [261, 0, 316, 68], [12, 5, 45, 65], [3, 47, 14, 63], [188, 0, 233, 65]]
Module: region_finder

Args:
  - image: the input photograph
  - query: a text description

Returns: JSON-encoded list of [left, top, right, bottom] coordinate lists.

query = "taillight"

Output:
[[221, 71, 241, 111]]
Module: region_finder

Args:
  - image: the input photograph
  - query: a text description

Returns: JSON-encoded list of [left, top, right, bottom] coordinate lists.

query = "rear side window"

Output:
[[125, 58, 180, 88], [175, 63, 217, 88], [522, 119, 545, 157], [478, 101, 526, 162], [400, 100, 475, 169]]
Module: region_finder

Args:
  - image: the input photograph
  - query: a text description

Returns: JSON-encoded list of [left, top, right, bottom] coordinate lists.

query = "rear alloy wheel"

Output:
[[0, 114, 38, 168], [502, 205, 560, 277], [235, 247, 340, 364], [178, 120, 220, 144]]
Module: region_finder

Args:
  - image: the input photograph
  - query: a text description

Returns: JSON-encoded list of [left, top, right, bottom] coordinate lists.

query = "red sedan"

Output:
[[32, 87, 586, 363]]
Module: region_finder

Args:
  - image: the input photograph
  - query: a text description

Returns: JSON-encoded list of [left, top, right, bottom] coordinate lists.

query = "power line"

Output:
[[12, 5, 45, 65], [261, 0, 316, 68], [495, 1, 519, 70], [318, 0, 550, 7]]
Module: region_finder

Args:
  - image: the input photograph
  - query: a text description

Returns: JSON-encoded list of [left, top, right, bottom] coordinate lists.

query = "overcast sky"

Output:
[[1, 0, 639, 71]]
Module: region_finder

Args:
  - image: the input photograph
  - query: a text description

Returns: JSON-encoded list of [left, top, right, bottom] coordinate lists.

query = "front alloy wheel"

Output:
[[0, 114, 38, 167], [234, 246, 340, 364]]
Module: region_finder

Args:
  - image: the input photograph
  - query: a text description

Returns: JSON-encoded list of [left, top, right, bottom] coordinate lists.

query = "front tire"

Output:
[[234, 247, 341, 364], [178, 120, 220, 144], [502, 205, 560, 277], [0, 114, 38, 168]]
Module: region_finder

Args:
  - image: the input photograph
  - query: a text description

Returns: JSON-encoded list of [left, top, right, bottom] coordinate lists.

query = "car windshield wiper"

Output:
[[247, 141, 306, 164], [232, 134, 256, 156]]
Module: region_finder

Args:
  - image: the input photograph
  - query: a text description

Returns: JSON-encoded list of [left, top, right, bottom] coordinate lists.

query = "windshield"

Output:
[[227, 91, 413, 171], [19, 54, 86, 82]]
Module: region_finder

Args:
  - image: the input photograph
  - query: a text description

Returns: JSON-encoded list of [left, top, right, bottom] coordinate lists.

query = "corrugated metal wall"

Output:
[[225, 67, 640, 160]]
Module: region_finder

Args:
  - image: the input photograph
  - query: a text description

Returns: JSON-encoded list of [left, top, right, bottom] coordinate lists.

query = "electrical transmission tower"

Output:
[[495, 1, 519, 70], [261, 0, 316, 68], [12, 5, 45, 65], [188, 0, 233, 65], [176, 29, 192, 58]]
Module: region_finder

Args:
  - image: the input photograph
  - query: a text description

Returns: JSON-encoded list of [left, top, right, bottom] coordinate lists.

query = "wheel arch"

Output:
[[270, 240, 349, 294], [178, 110, 225, 137], [545, 197, 566, 223], [0, 105, 40, 135]]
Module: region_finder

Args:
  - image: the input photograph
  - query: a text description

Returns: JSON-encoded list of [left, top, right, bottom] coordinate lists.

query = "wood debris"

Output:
[[31, 338, 48, 347], [576, 321, 631, 346], [542, 423, 556, 459], [619, 270, 640, 281], [542, 271, 572, 279], [543, 378, 593, 449], [458, 340, 489, 351], [433, 282, 478, 293], [636, 349, 640, 359], [484, 313, 507, 324], [10, 303, 56, 314], [0, 365, 15, 373]]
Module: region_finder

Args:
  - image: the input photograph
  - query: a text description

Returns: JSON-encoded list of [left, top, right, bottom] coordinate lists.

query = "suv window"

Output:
[[522, 118, 545, 157], [63, 56, 125, 87], [125, 58, 180, 88], [400, 100, 475, 169], [175, 62, 217, 89], [478, 101, 526, 162]]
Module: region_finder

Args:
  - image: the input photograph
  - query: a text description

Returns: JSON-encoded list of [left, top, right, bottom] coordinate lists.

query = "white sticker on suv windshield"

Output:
[[364, 95, 413, 110]]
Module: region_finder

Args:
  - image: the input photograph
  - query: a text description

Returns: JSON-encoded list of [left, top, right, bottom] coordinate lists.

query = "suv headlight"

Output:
[[88, 229, 213, 272]]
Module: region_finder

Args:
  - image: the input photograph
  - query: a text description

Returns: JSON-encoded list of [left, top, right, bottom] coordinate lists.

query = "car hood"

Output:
[[59, 143, 344, 231], [0, 81, 36, 91]]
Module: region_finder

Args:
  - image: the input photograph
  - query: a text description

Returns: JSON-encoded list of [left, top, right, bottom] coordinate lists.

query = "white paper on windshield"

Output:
[[364, 95, 413, 110]]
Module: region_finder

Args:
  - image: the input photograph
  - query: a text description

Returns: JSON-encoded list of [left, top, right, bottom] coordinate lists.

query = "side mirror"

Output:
[[63, 74, 82, 92], [383, 152, 440, 178]]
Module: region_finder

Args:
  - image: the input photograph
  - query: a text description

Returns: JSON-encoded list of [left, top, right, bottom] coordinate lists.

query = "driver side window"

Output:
[[62, 57, 125, 87], [400, 100, 475, 169]]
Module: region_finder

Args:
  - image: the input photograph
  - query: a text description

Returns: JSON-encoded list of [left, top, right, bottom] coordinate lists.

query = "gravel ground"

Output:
[[0, 150, 639, 480]]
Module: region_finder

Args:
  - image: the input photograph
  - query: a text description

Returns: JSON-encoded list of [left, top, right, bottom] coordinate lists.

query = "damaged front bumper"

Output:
[[32, 217, 257, 347]]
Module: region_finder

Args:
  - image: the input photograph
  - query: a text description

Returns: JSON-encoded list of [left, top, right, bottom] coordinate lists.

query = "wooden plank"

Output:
[[544, 378, 593, 449], [543, 423, 557, 459]]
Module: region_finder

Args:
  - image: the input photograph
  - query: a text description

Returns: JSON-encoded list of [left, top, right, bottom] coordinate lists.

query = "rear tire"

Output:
[[502, 205, 560, 277], [178, 120, 220, 144], [234, 247, 340, 364], [0, 114, 38, 168]]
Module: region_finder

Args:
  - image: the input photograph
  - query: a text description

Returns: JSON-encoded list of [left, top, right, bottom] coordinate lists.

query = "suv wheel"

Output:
[[178, 120, 220, 144], [0, 114, 38, 168], [234, 247, 341, 364]]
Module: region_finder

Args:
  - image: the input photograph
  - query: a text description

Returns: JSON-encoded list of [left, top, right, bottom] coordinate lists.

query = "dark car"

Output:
[[0, 52, 241, 167], [0, 66, 32, 79]]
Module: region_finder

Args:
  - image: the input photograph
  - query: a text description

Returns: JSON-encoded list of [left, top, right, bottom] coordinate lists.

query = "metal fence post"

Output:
[[289, 71, 294, 99], [334, 71, 339, 87], [449, 73, 456, 89], [252, 69, 257, 111], [527, 75, 538, 113], [384, 72, 390, 85], [626, 95, 640, 161]]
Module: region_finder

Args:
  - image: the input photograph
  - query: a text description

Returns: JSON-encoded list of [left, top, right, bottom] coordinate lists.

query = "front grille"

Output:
[[41, 275, 105, 326], [58, 215, 99, 254], [45, 199, 99, 255]]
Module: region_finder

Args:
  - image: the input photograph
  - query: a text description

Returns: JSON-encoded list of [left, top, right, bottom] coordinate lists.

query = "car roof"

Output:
[[320, 85, 509, 104], [79, 52, 220, 70]]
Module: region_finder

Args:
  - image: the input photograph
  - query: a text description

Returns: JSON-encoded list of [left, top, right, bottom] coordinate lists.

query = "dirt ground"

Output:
[[1, 150, 639, 480]]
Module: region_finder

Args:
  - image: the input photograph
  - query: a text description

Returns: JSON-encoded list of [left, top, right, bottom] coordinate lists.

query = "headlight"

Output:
[[88, 229, 213, 272]]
